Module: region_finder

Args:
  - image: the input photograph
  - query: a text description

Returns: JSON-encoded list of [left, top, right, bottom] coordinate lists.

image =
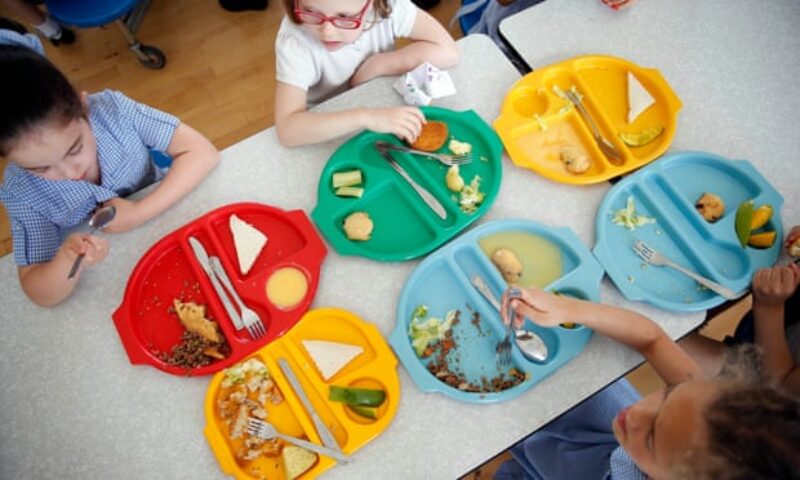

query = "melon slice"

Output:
[[229, 214, 267, 275], [302, 340, 363, 380], [627, 71, 655, 124]]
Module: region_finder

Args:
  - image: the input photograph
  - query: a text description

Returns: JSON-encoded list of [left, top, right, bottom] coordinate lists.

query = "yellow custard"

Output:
[[265, 267, 308, 310], [479, 231, 563, 288]]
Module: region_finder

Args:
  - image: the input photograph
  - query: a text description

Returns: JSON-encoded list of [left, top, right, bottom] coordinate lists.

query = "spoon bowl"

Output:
[[514, 329, 548, 363]]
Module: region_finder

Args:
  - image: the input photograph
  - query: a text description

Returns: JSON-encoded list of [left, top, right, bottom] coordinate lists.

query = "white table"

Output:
[[500, 0, 800, 230], [0, 34, 701, 479]]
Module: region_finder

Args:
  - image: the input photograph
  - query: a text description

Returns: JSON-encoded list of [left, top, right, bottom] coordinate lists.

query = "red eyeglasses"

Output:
[[293, 0, 372, 30]]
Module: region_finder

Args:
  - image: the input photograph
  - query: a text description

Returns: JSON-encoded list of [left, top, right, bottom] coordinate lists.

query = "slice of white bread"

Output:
[[302, 340, 363, 381], [282, 445, 317, 480], [229, 214, 267, 275], [627, 71, 655, 124]]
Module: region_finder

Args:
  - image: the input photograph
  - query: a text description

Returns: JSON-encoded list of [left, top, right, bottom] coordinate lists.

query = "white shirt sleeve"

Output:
[[275, 27, 319, 91], [389, 0, 418, 38]]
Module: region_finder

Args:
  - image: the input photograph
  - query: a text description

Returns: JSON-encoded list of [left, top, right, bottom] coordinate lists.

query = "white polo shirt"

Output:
[[275, 0, 417, 104]]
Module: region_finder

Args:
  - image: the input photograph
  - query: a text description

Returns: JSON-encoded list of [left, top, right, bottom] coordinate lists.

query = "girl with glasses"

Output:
[[274, 0, 458, 147]]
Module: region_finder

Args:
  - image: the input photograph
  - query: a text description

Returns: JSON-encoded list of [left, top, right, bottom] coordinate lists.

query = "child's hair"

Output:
[[0, 44, 83, 156], [677, 346, 800, 479], [282, 0, 392, 25]]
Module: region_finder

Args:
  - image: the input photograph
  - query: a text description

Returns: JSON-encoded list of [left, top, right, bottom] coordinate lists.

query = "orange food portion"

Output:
[[410, 120, 448, 152], [266, 267, 309, 310], [748, 231, 777, 248]]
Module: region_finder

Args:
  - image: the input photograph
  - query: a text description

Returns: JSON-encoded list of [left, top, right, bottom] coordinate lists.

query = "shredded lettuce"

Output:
[[459, 176, 485, 214], [611, 196, 656, 230], [408, 307, 457, 356], [221, 358, 269, 388]]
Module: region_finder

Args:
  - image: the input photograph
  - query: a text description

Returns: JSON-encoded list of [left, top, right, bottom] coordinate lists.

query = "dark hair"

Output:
[[281, 0, 392, 26], [0, 44, 83, 156], [0, 16, 29, 34], [677, 346, 800, 479]]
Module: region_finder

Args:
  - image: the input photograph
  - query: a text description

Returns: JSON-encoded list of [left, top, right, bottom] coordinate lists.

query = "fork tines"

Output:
[[247, 418, 266, 437]]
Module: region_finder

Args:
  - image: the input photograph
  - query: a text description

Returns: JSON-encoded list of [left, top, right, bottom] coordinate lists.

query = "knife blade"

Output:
[[278, 358, 349, 463], [187, 237, 244, 330], [374, 146, 448, 220]]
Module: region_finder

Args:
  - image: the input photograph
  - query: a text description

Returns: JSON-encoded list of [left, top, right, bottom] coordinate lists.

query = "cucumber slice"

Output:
[[329, 386, 386, 407], [335, 186, 364, 198], [347, 404, 378, 419], [332, 170, 362, 188], [735, 200, 754, 248]]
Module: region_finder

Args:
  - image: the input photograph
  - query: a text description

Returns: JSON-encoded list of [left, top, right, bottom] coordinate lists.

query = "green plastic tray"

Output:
[[311, 107, 503, 261]]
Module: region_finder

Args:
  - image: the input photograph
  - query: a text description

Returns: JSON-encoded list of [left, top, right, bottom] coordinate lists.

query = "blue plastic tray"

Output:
[[594, 151, 784, 312], [389, 219, 604, 404]]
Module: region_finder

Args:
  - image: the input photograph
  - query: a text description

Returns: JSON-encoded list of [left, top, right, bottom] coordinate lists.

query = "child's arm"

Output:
[[751, 264, 800, 390], [274, 81, 425, 147], [102, 123, 220, 233], [18, 233, 109, 307], [350, 10, 459, 87], [503, 288, 703, 385]]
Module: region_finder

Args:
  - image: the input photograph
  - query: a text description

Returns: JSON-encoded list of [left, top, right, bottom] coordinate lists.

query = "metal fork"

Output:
[[246, 418, 350, 463], [564, 89, 623, 165], [632, 240, 737, 300], [373, 141, 472, 166], [209, 257, 267, 338]]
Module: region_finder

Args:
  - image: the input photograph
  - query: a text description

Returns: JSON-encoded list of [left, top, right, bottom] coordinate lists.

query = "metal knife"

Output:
[[278, 358, 349, 463], [374, 145, 448, 220], [187, 237, 244, 330]]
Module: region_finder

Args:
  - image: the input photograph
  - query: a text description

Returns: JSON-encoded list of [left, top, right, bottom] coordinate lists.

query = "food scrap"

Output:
[[408, 306, 457, 357], [302, 339, 363, 380], [619, 126, 664, 147], [445, 165, 465, 192], [217, 358, 284, 462], [458, 175, 485, 214], [411, 120, 448, 152], [735, 200, 777, 248], [560, 145, 590, 174], [155, 300, 231, 370], [230, 214, 268, 275], [695, 192, 725, 223], [343, 211, 373, 241], [491, 248, 523, 284], [448, 138, 472, 156], [611, 196, 656, 230], [332, 169, 364, 198], [282, 446, 318, 480], [627, 71, 655, 124]]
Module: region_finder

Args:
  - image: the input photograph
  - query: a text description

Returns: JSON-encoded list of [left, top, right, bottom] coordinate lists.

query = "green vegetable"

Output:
[[412, 305, 428, 320], [329, 386, 386, 407], [335, 186, 364, 198], [332, 170, 362, 188], [735, 200, 755, 248], [408, 309, 457, 356], [347, 405, 378, 419], [611, 196, 655, 230], [459, 176, 485, 214]]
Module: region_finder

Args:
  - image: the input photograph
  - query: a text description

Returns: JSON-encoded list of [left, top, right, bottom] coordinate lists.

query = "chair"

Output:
[[44, 0, 166, 69]]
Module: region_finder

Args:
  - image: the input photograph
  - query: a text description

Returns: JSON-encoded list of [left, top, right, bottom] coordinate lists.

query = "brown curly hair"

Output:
[[674, 346, 800, 479], [281, 0, 392, 26]]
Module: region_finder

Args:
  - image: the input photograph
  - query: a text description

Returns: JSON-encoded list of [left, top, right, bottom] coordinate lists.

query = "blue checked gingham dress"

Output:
[[0, 90, 179, 266], [495, 378, 647, 480]]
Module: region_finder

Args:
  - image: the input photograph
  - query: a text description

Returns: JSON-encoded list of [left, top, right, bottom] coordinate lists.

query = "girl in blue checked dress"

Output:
[[495, 288, 800, 479], [0, 39, 220, 307]]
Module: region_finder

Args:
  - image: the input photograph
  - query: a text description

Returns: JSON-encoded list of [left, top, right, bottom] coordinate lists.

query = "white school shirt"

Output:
[[275, 0, 417, 105]]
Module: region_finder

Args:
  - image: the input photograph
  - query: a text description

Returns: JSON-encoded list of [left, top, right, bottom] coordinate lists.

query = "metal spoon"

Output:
[[470, 276, 549, 363], [67, 205, 116, 279]]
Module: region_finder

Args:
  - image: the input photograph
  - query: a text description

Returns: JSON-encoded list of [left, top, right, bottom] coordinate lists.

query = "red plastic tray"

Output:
[[112, 202, 328, 376]]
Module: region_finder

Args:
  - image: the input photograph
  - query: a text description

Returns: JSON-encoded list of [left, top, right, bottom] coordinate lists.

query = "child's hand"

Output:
[[784, 225, 800, 256], [500, 288, 580, 329], [366, 107, 425, 144], [61, 233, 109, 270], [752, 263, 800, 308], [101, 197, 142, 233]]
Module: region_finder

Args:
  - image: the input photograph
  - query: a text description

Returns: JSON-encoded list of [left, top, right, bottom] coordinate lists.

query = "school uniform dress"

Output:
[[0, 29, 45, 55], [495, 379, 647, 480], [275, 0, 417, 104], [0, 90, 179, 266]]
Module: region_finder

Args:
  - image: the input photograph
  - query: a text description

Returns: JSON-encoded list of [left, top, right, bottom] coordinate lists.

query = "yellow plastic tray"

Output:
[[494, 55, 682, 184], [204, 307, 400, 479]]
